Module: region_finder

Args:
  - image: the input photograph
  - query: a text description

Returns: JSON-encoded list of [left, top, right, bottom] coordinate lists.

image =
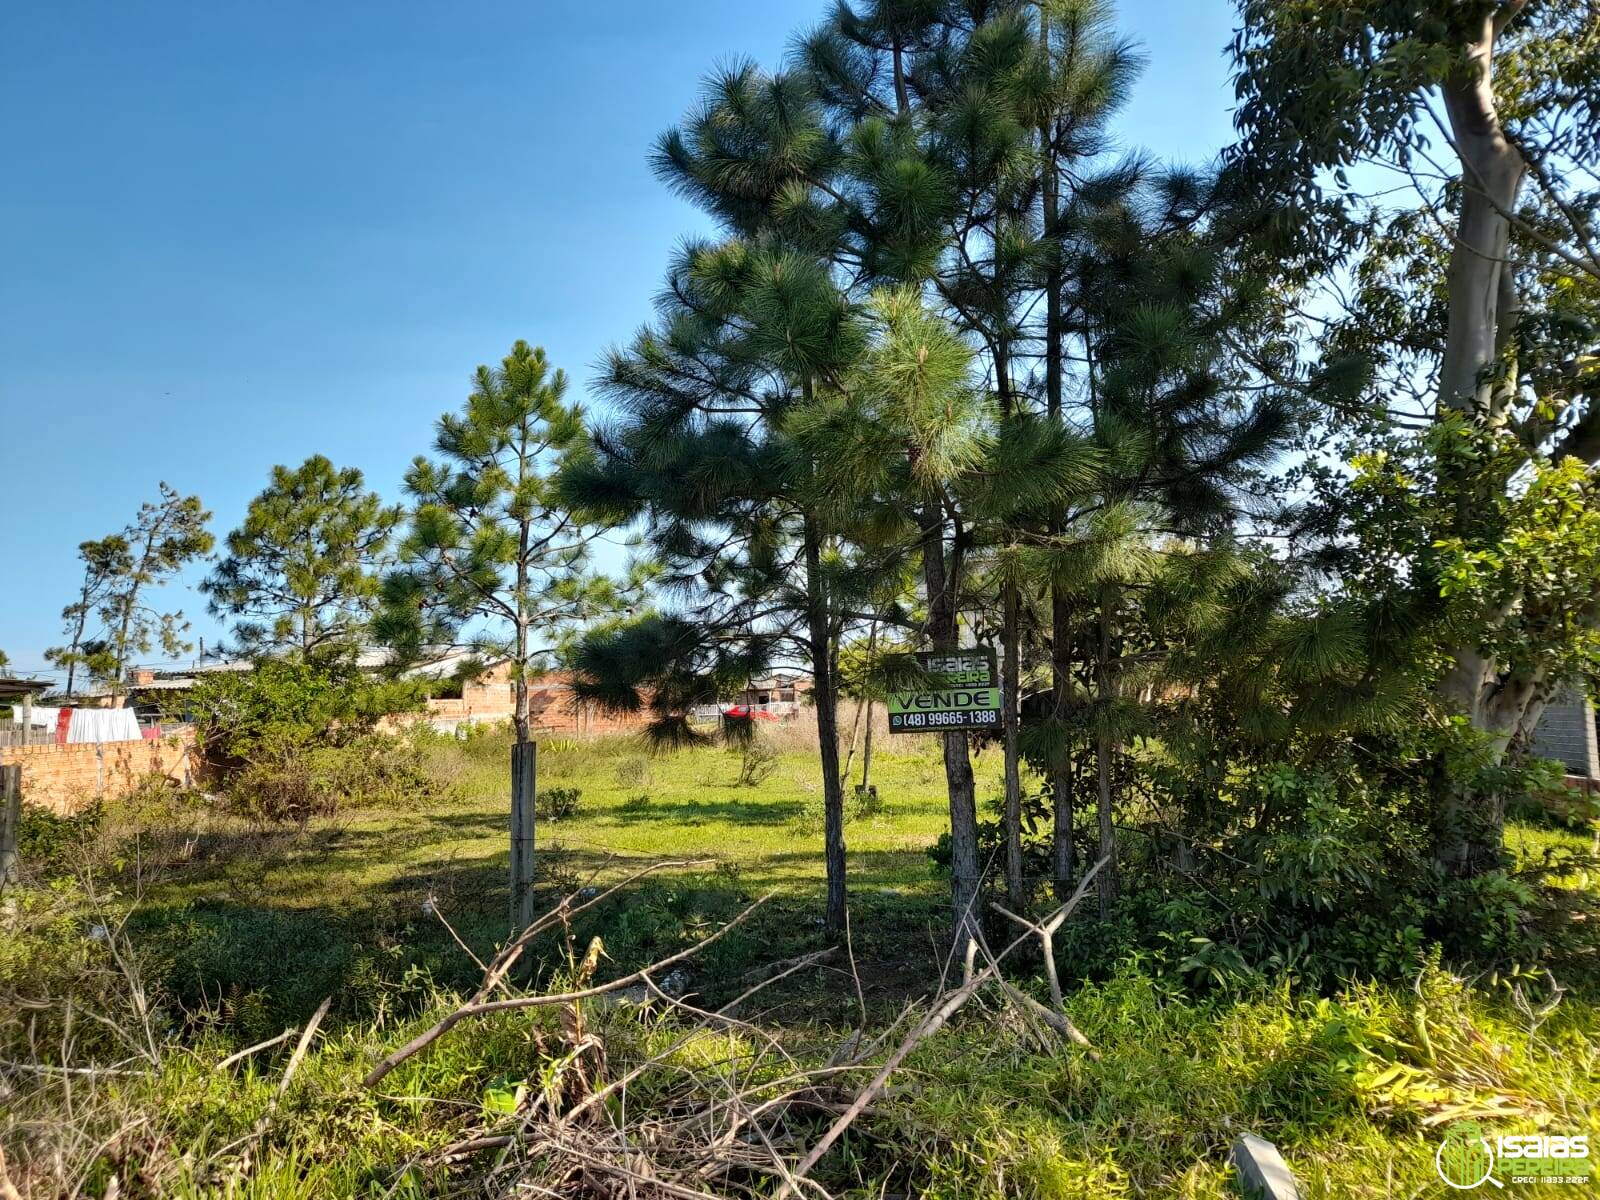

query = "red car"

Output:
[[721, 706, 779, 721]]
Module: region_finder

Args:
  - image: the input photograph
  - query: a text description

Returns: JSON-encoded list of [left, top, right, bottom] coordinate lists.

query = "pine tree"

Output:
[[203, 455, 401, 660], [45, 535, 132, 696], [567, 230, 879, 935], [377, 341, 623, 927], [99, 484, 214, 692]]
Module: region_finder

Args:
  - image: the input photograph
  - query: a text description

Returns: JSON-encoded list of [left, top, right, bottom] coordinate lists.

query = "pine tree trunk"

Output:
[[1040, 67, 1075, 898], [861, 700, 874, 792], [1002, 577, 1024, 908], [804, 518, 848, 935], [1050, 594, 1074, 897], [922, 502, 980, 942], [928, 508, 972, 940], [1094, 587, 1118, 918]]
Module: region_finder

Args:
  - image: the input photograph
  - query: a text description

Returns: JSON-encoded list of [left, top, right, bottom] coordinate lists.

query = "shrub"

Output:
[[851, 783, 883, 818], [226, 734, 435, 824], [734, 741, 777, 788], [17, 803, 103, 879], [187, 657, 425, 774], [620, 792, 653, 813], [536, 786, 582, 821]]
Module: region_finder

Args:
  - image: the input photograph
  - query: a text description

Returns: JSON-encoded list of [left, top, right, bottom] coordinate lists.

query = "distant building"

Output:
[[100, 650, 648, 738], [1531, 689, 1599, 780], [729, 674, 812, 720]]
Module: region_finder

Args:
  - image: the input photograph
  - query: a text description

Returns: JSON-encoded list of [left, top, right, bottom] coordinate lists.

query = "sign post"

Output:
[[887, 650, 1000, 734]]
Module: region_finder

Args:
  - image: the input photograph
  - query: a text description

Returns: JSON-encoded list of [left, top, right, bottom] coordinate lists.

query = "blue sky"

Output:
[[0, 0, 1238, 681]]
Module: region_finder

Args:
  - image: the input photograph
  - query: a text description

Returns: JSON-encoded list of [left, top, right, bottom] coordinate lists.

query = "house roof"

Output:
[[87, 646, 513, 696], [0, 677, 53, 701]]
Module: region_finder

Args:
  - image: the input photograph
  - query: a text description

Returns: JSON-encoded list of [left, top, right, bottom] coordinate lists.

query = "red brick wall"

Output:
[[0, 730, 199, 816]]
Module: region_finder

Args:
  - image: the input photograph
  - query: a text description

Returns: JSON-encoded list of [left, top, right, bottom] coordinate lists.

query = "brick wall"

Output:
[[0, 729, 199, 816]]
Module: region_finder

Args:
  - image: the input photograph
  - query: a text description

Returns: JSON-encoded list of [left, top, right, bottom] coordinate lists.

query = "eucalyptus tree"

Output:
[[203, 455, 401, 660], [1229, 0, 1600, 872]]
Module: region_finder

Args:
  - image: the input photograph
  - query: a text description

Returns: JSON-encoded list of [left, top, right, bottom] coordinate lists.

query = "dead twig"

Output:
[[363, 892, 772, 1087]]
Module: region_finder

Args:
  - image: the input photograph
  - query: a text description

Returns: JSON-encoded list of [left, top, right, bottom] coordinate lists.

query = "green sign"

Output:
[[887, 650, 1000, 734]]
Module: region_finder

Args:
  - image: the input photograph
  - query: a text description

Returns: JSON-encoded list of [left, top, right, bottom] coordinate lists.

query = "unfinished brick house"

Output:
[[417, 661, 647, 736]]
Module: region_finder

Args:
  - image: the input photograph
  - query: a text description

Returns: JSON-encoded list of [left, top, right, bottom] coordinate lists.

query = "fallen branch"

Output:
[[775, 857, 1108, 1197], [215, 1028, 297, 1070], [363, 892, 772, 1087]]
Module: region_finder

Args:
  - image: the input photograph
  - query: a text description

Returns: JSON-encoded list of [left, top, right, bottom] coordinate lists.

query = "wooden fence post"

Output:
[[0, 764, 21, 886], [509, 740, 537, 934]]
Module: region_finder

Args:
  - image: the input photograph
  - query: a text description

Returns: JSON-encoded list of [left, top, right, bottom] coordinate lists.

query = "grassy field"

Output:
[[3, 724, 1597, 1198]]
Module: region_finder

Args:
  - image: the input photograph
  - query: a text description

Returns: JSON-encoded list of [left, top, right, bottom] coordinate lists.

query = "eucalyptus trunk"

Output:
[[1432, 10, 1531, 874]]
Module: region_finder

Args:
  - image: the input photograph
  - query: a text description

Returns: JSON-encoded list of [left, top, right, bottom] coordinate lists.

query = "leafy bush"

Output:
[[536, 786, 582, 821], [222, 735, 435, 825], [958, 723, 1600, 992], [620, 792, 652, 813], [185, 658, 430, 822], [187, 657, 424, 772], [16, 803, 103, 878]]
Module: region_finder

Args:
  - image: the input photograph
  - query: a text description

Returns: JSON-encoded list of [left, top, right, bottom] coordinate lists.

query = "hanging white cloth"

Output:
[[20, 705, 60, 727], [64, 708, 143, 744]]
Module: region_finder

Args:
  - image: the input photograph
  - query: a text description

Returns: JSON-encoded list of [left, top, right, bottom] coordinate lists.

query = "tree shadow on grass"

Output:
[[599, 796, 804, 827], [121, 800, 966, 1040]]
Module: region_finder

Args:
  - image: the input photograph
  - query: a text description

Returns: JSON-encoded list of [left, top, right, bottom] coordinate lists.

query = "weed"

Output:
[[734, 740, 778, 787], [614, 757, 652, 788]]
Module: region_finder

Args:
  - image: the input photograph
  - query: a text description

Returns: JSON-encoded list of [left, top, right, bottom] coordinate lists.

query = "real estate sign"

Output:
[[887, 650, 1000, 734]]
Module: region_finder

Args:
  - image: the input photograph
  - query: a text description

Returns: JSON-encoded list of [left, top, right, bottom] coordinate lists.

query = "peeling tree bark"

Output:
[[1432, 6, 1532, 874]]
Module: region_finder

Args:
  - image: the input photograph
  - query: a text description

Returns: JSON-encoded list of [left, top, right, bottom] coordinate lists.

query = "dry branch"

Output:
[[775, 856, 1108, 1197], [363, 891, 771, 1087]]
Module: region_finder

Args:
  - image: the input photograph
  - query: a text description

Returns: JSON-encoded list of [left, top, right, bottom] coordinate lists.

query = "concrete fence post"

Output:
[[1, 764, 21, 885]]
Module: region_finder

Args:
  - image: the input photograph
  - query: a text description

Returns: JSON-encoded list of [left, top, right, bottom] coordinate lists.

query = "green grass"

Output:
[[2, 726, 1596, 1198]]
